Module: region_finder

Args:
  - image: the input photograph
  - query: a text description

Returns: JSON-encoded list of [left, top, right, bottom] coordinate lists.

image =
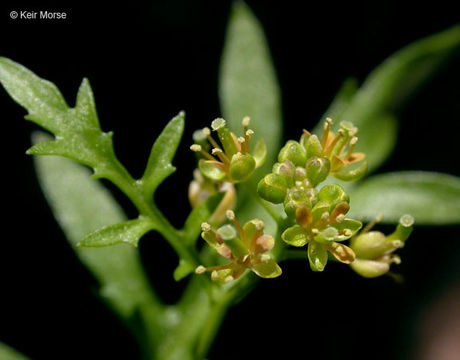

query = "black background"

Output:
[[1, 1, 460, 359]]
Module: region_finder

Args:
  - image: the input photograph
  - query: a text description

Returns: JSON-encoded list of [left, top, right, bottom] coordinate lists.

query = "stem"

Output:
[[256, 196, 283, 223]]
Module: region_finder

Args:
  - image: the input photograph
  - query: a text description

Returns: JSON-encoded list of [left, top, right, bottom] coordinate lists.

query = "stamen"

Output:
[[201, 222, 211, 232], [335, 214, 345, 223], [237, 137, 245, 144], [195, 265, 207, 274], [224, 275, 234, 283], [212, 148, 229, 164], [243, 129, 254, 153], [303, 129, 312, 137], [361, 213, 383, 233], [202, 127, 211, 136], [311, 228, 319, 235], [346, 136, 358, 159], [343, 229, 352, 237], [242, 116, 251, 128], [260, 254, 271, 262], [190, 144, 202, 152], [226, 210, 235, 220], [324, 129, 344, 156], [321, 117, 333, 149]]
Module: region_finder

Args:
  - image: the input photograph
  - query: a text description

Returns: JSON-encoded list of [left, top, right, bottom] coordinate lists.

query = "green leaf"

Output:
[[173, 259, 195, 281], [348, 171, 460, 225], [0, 57, 132, 182], [219, 1, 282, 176], [182, 192, 225, 245], [0, 57, 68, 133], [32, 132, 162, 319], [0, 343, 30, 360], [140, 112, 185, 198], [79, 217, 156, 247], [321, 25, 460, 173]]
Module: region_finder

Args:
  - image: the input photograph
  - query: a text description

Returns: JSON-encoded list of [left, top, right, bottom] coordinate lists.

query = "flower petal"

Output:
[[331, 218, 362, 241], [252, 258, 282, 278], [281, 225, 309, 247], [308, 241, 328, 272], [327, 242, 355, 264]]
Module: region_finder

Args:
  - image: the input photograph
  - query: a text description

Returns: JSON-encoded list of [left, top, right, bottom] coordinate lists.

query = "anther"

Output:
[[260, 254, 271, 262], [195, 265, 207, 274], [226, 210, 235, 220], [202, 127, 211, 136], [201, 222, 211, 232], [190, 144, 202, 152], [242, 116, 251, 128], [335, 214, 345, 223]]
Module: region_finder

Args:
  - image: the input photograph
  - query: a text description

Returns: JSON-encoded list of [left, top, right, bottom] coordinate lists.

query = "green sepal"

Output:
[[257, 173, 288, 204], [306, 157, 330, 187], [229, 152, 256, 182], [331, 219, 363, 241], [252, 259, 282, 278], [308, 242, 328, 272], [173, 259, 195, 281], [304, 134, 323, 159], [243, 219, 265, 243], [199, 159, 227, 182], [278, 140, 307, 167], [253, 138, 267, 168], [317, 184, 350, 210], [350, 258, 390, 278], [78, 217, 156, 247], [281, 226, 308, 247], [333, 161, 368, 182], [311, 201, 331, 224]]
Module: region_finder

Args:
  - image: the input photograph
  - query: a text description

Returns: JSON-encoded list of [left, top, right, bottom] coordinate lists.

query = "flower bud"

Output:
[[229, 152, 256, 183], [257, 173, 289, 204], [317, 184, 350, 210], [304, 134, 323, 159], [306, 156, 330, 187], [273, 160, 295, 184], [278, 140, 307, 167], [284, 187, 312, 218]]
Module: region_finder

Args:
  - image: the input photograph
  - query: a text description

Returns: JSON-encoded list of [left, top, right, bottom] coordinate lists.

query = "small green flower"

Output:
[[349, 214, 414, 278], [301, 118, 367, 181], [190, 117, 266, 183], [195, 211, 282, 283], [281, 184, 362, 271]]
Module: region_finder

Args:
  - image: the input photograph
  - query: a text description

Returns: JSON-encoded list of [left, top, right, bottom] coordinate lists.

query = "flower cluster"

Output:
[[195, 211, 282, 284], [190, 117, 266, 184]]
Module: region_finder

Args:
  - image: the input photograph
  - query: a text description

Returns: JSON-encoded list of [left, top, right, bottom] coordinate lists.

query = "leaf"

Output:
[[348, 171, 460, 225], [219, 1, 282, 176], [32, 132, 162, 319], [0, 57, 128, 180], [321, 25, 460, 173], [0, 343, 30, 360], [0, 57, 68, 133], [173, 259, 195, 281], [140, 112, 185, 198], [79, 217, 156, 247], [182, 192, 225, 245]]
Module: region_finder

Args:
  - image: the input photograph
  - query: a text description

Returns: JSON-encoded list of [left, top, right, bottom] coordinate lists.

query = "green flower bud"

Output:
[[278, 140, 307, 167], [217, 224, 248, 258], [304, 134, 323, 159], [229, 152, 256, 183], [284, 187, 312, 218], [317, 184, 350, 210], [306, 156, 330, 187], [257, 173, 288, 204], [273, 160, 295, 185]]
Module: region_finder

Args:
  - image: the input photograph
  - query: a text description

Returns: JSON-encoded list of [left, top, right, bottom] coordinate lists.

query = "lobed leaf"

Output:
[[219, 1, 282, 177], [140, 112, 185, 198], [348, 171, 460, 225], [79, 217, 156, 247], [32, 132, 162, 318]]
